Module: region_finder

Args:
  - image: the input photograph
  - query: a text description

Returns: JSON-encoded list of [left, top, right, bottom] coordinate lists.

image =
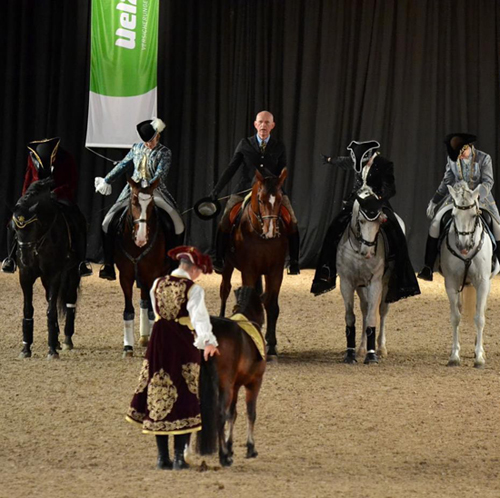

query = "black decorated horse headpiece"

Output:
[[356, 193, 384, 221], [137, 118, 165, 142], [27, 137, 60, 174], [347, 140, 380, 174], [444, 133, 477, 162]]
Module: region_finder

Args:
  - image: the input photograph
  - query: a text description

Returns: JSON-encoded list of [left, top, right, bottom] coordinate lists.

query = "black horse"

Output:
[[12, 178, 83, 358]]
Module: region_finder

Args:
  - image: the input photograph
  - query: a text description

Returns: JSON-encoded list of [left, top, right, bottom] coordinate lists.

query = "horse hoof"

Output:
[[219, 455, 233, 467], [377, 347, 388, 358], [447, 359, 461, 367], [122, 347, 134, 358], [266, 354, 278, 363], [363, 352, 379, 365], [62, 338, 74, 351], [47, 352, 60, 360], [139, 336, 149, 347], [343, 351, 357, 364], [18, 350, 31, 359], [246, 448, 258, 459], [474, 362, 485, 369]]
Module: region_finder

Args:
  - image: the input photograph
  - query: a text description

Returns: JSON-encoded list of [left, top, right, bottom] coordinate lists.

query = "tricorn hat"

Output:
[[27, 137, 61, 171], [347, 140, 380, 173], [168, 246, 213, 274], [137, 118, 166, 142], [193, 196, 222, 221], [444, 133, 477, 161]]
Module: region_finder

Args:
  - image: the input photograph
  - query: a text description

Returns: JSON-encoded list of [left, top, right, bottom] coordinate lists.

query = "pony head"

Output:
[[353, 194, 386, 259]]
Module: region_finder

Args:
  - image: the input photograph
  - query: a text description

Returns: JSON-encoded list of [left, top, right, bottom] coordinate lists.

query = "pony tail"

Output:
[[197, 354, 220, 455]]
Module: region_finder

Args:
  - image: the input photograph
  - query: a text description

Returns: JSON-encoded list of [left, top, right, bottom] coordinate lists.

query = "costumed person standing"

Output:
[[126, 245, 219, 470], [418, 133, 500, 280], [311, 140, 420, 302], [204, 110, 300, 275], [94, 118, 184, 280], [1, 137, 92, 276]]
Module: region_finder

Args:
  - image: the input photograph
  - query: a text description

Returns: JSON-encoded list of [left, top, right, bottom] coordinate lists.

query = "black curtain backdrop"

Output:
[[2, 0, 500, 269]]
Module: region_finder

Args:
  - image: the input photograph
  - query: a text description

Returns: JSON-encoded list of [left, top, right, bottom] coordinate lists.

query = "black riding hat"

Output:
[[137, 118, 166, 142], [444, 133, 477, 162], [347, 140, 381, 173], [193, 196, 222, 220], [27, 137, 61, 171]]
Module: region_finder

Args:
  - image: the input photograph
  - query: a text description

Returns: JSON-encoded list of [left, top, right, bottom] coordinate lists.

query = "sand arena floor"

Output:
[[1, 268, 500, 498]]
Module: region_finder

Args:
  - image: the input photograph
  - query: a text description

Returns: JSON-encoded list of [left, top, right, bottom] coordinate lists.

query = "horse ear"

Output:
[[447, 185, 456, 199], [472, 185, 481, 201], [149, 177, 161, 191], [255, 169, 265, 183], [29, 202, 39, 213], [278, 168, 287, 188], [126, 176, 139, 189]]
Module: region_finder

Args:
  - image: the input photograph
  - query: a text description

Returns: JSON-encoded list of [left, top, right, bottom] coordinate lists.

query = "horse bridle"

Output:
[[250, 193, 282, 238], [446, 199, 485, 291], [14, 212, 58, 255], [349, 209, 382, 251]]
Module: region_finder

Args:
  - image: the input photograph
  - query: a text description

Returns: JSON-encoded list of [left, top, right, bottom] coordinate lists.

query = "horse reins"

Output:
[[348, 209, 381, 253], [446, 200, 485, 292]]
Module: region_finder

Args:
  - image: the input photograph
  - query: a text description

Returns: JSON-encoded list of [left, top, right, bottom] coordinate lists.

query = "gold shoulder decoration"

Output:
[[147, 369, 178, 421], [156, 277, 188, 320], [134, 359, 150, 394], [182, 363, 200, 398]]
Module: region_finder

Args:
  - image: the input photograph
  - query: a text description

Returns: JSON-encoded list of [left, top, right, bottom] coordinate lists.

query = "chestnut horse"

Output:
[[197, 286, 266, 466], [219, 169, 289, 357], [114, 178, 170, 357]]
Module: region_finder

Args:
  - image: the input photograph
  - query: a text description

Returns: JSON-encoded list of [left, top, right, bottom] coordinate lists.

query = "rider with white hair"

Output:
[[311, 140, 420, 302], [94, 118, 185, 280], [418, 133, 500, 281]]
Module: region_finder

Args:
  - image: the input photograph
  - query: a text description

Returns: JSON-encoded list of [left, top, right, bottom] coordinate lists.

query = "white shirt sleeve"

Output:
[[187, 284, 218, 349]]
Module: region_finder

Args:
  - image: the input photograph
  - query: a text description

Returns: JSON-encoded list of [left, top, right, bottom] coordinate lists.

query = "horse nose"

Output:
[[136, 237, 147, 247]]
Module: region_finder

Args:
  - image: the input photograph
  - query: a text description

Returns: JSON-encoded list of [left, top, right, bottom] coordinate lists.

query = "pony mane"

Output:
[[17, 178, 54, 208]]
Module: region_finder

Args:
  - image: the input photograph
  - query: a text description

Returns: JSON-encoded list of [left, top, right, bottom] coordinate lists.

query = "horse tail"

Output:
[[461, 285, 476, 323], [197, 354, 220, 455], [57, 266, 81, 317]]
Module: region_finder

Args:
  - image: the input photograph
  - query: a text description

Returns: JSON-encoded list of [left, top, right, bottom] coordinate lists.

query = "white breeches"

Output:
[[102, 194, 185, 234], [429, 204, 500, 239]]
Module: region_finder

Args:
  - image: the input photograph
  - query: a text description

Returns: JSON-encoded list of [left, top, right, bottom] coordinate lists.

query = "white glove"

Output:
[[426, 200, 436, 219], [95, 177, 112, 196]]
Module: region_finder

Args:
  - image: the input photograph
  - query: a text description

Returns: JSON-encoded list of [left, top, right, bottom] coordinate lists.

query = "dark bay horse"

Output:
[[114, 178, 170, 357], [197, 286, 266, 467], [219, 168, 289, 358], [12, 178, 83, 359]]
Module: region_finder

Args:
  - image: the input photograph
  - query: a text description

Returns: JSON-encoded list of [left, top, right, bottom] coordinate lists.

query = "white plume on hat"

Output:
[[151, 118, 166, 133]]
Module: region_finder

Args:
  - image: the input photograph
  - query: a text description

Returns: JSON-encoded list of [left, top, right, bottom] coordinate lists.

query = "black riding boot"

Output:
[[173, 434, 190, 470], [417, 235, 439, 281], [156, 435, 172, 470], [287, 231, 301, 275], [99, 229, 116, 280], [1, 222, 17, 273], [213, 230, 229, 274]]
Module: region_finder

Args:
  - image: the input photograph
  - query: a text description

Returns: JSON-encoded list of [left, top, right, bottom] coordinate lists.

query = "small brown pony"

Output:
[[219, 168, 290, 357], [197, 286, 266, 466], [114, 178, 170, 356]]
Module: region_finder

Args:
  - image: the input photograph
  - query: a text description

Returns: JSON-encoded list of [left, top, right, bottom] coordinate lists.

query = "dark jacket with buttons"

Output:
[[212, 135, 287, 197]]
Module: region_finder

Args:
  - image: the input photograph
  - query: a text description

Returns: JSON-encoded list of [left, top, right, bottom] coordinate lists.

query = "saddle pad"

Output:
[[230, 313, 266, 360]]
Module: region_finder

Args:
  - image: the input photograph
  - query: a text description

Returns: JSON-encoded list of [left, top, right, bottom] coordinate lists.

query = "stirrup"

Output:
[[1, 258, 17, 274], [79, 261, 93, 277]]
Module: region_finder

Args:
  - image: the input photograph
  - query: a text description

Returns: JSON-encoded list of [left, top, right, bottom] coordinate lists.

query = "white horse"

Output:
[[337, 192, 394, 364], [439, 181, 499, 368]]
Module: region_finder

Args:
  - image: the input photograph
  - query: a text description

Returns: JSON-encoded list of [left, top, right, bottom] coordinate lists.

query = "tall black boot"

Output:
[[417, 235, 439, 281], [287, 231, 301, 275], [156, 435, 172, 470], [1, 222, 17, 273], [213, 229, 229, 274], [98, 229, 116, 280], [173, 434, 190, 470]]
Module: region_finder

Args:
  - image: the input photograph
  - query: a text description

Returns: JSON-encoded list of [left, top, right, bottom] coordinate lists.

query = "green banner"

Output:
[[90, 0, 158, 97]]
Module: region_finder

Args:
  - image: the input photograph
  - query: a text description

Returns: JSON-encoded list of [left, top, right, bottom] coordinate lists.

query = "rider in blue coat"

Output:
[[418, 133, 500, 281]]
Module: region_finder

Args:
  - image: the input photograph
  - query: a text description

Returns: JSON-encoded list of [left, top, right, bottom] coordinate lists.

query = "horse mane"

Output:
[[17, 178, 54, 208], [233, 286, 264, 327]]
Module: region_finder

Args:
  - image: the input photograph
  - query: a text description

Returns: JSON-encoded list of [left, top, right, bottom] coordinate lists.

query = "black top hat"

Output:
[[137, 118, 166, 142], [357, 193, 384, 221], [193, 196, 222, 221], [27, 137, 61, 171], [347, 140, 381, 173], [444, 133, 477, 161]]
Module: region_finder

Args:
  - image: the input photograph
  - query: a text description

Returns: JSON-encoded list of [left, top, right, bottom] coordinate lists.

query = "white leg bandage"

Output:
[[123, 319, 135, 347]]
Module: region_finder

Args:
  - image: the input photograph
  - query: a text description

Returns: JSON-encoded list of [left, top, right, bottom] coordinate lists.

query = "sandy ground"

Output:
[[1, 267, 500, 498]]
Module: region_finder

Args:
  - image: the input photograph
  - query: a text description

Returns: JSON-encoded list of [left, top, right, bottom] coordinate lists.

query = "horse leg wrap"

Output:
[[64, 306, 76, 338], [124, 319, 135, 347], [366, 326, 376, 352], [23, 318, 34, 345], [345, 325, 356, 349], [140, 307, 150, 338]]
